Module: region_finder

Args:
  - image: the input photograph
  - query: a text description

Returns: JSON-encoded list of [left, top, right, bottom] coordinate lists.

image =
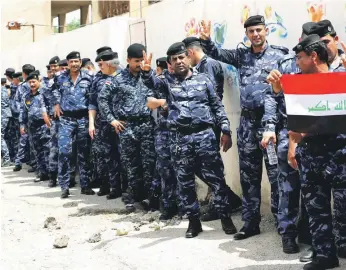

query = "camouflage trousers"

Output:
[[155, 129, 177, 209], [277, 128, 301, 237], [6, 118, 20, 162], [49, 119, 59, 173], [14, 132, 30, 166], [29, 123, 51, 175], [118, 119, 155, 200], [296, 137, 346, 258], [170, 127, 229, 218], [94, 119, 121, 190], [58, 116, 91, 190], [237, 116, 279, 225], [1, 117, 11, 162]]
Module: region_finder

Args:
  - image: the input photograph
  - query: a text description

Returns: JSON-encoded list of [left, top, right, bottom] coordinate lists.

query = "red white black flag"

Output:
[[281, 72, 346, 134]]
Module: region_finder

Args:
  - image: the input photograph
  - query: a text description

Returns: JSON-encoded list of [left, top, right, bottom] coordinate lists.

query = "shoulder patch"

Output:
[[270, 45, 289, 55], [105, 81, 111, 86]]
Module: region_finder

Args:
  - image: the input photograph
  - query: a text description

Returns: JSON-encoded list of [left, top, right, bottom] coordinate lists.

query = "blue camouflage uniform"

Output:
[[7, 83, 20, 161], [89, 71, 121, 191], [98, 68, 156, 203], [201, 39, 288, 226], [52, 70, 93, 191], [262, 54, 301, 239], [14, 82, 34, 167], [1, 85, 12, 163], [142, 68, 231, 218], [19, 88, 50, 176]]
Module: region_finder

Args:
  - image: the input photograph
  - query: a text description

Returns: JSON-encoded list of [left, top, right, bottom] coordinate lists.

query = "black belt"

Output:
[[118, 116, 152, 122], [29, 119, 45, 129], [171, 124, 212, 135], [62, 109, 88, 119], [241, 107, 264, 121]]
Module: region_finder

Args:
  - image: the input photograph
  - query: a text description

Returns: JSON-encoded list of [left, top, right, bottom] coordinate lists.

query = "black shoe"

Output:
[[48, 172, 57, 187], [200, 211, 219, 222], [159, 206, 178, 221], [27, 167, 36, 173], [81, 187, 95, 195], [97, 186, 110, 196], [48, 179, 57, 188], [13, 165, 22, 172], [185, 217, 203, 238], [125, 204, 136, 213], [337, 246, 346, 259], [303, 256, 339, 270], [282, 237, 299, 254], [61, 189, 69, 199], [221, 217, 237, 235], [106, 189, 122, 200], [300, 247, 316, 263], [234, 224, 260, 240]]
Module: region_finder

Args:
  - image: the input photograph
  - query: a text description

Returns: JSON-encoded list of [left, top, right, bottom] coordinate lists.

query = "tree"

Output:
[[66, 18, 80, 32]]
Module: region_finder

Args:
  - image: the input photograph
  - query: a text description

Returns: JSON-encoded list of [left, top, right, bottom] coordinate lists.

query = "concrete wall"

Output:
[[1, 0, 346, 213], [1, 0, 52, 51]]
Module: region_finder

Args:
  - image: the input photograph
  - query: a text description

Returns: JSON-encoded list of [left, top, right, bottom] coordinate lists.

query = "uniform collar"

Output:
[[195, 54, 208, 70], [330, 55, 342, 71]]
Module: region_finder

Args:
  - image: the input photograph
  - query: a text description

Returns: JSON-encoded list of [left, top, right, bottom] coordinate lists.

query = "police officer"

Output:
[[4, 68, 15, 84], [182, 36, 242, 222], [200, 15, 289, 240], [262, 22, 316, 255], [58, 59, 69, 72], [98, 43, 156, 211], [143, 42, 236, 238], [272, 34, 344, 270], [89, 48, 122, 199], [19, 71, 51, 182], [81, 58, 96, 74], [52, 51, 95, 198], [155, 57, 167, 75], [1, 77, 13, 167]]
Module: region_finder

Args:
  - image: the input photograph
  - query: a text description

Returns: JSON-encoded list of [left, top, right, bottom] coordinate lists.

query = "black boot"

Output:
[[221, 217, 237, 235], [27, 167, 36, 173], [13, 165, 22, 172], [107, 189, 122, 200], [61, 189, 69, 199], [234, 223, 260, 240], [48, 172, 57, 188], [303, 256, 339, 270], [97, 185, 110, 196], [282, 236, 300, 254], [300, 246, 316, 262], [185, 217, 203, 238], [81, 187, 95, 195]]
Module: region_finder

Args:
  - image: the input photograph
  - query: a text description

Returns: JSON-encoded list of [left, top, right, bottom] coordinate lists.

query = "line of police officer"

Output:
[[1, 15, 346, 270]]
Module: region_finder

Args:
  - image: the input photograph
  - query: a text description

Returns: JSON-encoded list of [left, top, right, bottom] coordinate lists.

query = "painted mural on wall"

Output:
[[185, 18, 200, 37], [307, 1, 326, 22]]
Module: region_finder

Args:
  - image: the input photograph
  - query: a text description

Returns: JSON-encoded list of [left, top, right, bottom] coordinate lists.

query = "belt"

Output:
[[118, 116, 152, 122], [62, 109, 88, 119], [171, 124, 212, 135], [241, 107, 264, 121], [29, 119, 45, 129]]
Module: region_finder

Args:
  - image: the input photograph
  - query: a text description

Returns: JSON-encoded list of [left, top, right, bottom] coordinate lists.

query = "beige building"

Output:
[[1, 0, 160, 52]]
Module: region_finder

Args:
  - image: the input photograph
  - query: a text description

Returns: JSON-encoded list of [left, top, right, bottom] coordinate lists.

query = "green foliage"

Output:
[[66, 18, 80, 32]]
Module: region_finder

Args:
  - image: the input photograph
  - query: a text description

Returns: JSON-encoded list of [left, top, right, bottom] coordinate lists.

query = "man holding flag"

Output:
[[268, 34, 345, 270]]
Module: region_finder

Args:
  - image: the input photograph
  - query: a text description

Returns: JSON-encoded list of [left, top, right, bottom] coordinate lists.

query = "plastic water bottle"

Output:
[[267, 140, 278, 165]]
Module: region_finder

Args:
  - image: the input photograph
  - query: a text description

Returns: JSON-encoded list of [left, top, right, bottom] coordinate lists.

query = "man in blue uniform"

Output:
[[200, 15, 288, 240], [89, 48, 122, 199], [98, 43, 156, 211], [19, 71, 51, 182], [58, 59, 69, 72], [1, 78, 13, 167], [143, 42, 236, 238], [52, 51, 95, 198], [182, 36, 242, 222]]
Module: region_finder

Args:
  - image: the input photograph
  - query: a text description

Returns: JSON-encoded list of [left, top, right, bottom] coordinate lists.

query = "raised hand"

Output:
[[141, 50, 153, 72], [199, 20, 211, 40]]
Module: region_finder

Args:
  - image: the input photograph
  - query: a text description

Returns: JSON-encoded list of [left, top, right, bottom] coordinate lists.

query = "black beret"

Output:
[[301, 22, 317, 39], [66, 51, 81, 60], [4, 68, 15, 76], [95, 51, 118, 62], [26, 70, 40, 81], [46, 65, 50, 70], [13, 72, 22, 78], [167, 42, 187, 56], [81, 58, 91, 67], [1, 78, 6, 84], [182, 37, 201, 48], [156, 57, 168, 69], [22, 64, 35, 74], [293, 34, 322, 53], [244, 15, 265, 28], [58, 59, 68, 66], [127, 43, 146, 58], [309, 20, 336, 38], [49, 56, 60, 65], [96, 46, 112, 55]]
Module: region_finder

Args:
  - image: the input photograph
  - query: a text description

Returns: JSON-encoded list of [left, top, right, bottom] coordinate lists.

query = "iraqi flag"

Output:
[[281, 72, 346, 134]]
